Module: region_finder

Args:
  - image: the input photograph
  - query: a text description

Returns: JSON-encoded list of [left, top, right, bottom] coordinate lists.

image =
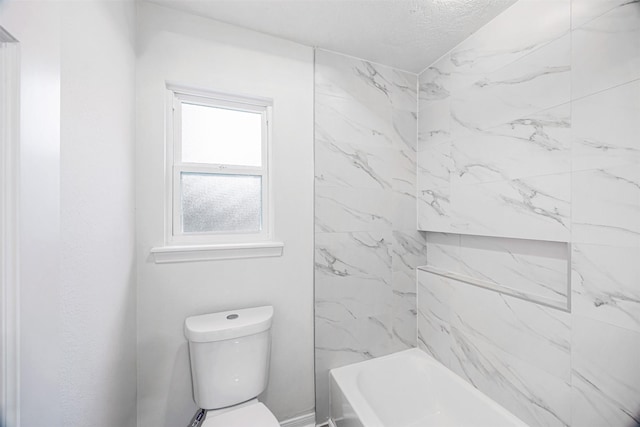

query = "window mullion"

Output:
[[176, 163, 264, 177]]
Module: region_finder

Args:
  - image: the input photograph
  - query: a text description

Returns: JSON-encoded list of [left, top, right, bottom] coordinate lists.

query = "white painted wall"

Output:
[[0, 3, 62, 426], [0, 2, 137, 426], [135, 3, 315, 426], [60, 2, 137, 426]]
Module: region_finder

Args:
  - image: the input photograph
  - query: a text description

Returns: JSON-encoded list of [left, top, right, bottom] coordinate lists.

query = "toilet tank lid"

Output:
[[185, 306, 274, 343]]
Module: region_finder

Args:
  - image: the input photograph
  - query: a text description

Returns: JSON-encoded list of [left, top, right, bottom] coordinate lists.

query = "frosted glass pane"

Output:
[[181, 173, 262, 233], [182, 103, 262, 166]]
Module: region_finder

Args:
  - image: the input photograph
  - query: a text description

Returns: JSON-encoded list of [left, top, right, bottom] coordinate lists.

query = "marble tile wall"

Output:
[[417, 1, 640, 426], [418, 0, 573, 242], [418, 269, 572, 426], [314, 49, 424, 424]]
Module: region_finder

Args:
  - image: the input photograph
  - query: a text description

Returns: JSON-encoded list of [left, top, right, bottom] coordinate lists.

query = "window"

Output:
[[165, 85, 273, 246]]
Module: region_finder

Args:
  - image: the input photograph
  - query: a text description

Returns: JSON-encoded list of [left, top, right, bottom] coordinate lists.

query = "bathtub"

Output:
[[329, 348, 528, 427]]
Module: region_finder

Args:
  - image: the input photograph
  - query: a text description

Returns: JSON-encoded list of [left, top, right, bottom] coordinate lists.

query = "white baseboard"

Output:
[[280, 411, 316, 427]]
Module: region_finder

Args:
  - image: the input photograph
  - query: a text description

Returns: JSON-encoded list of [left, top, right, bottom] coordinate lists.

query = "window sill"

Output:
[[150, 241, 284, 264]]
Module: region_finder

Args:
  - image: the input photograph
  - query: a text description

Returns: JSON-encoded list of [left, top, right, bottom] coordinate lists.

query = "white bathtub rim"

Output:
[[329, 348, 529, 427]]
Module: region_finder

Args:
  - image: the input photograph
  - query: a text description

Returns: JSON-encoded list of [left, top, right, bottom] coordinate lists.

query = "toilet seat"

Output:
[[202, 402, 279, 427]]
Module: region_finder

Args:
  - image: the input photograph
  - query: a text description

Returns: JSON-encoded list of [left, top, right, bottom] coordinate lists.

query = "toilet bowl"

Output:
[[185, 306, 279, 427], [201, 399, 279, 427]]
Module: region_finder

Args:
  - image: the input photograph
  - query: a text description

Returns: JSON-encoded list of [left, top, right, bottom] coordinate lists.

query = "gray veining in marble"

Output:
[[451, 103, 571, 186], [571, 1, 640, 100], [314, 49, 423, 424], [449, 328, 571, 427], [571, 0, 634, 29], [417, 269, 572, 426], [571, 316, 640, 427], [313, 0, 640, 426], [417, 0, 573, 242], [572, 79, 640, 172], [448, 0, 570, 84], [572, 244, 640, 333], [572, 164, 640, 247], [451, 173, 571, 242], [451, 33, 571, 133]]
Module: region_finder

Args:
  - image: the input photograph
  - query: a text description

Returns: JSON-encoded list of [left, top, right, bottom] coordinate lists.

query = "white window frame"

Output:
[[164, 84, 274, 246]]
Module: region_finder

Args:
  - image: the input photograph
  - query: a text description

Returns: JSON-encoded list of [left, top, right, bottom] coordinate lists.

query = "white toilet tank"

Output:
[[184, 306, 274, 410]]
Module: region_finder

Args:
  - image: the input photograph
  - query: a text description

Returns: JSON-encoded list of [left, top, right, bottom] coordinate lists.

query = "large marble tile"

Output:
[[418, 57, 452, 147], [572, 79, 640, 171], [390, 230, 426, 273], [571, 0, 633, 29], [417, 271, 455, 366], [393, 108, 418, 153], [391, 190, 417, 237], [449, 328, 571, 427], [315, 231, 392, 284], [417, 141, 452, 189], [419, 56, 452, 103], [314, 49, 419, 425], [391, 184, 417, 231], [425, 232, 461, 273], [571, 316, 640, 427], [390, 230, 423, 349], [418, 99, 451, 148], [417, 269, 571, 380], [417, 269, 572, 426], [572, 2, 640, 100], [458, 235, 569, 305], [315, 318, 371, 359], [451, 103, 571, 185], [314, 131, 397, 190], [315, 93, 410, 150], [316, 312, 398, 362], [391, 261, 416, 294], [450, 173, 571, 242], [315, 49, 417, 113], [315, 273, 392, 324], [446, 273, 571, 380], [391, 286, 416, 349], [572, 244, 640, 333], [314, 336, 369, 425], [449, 0, 570, 91], [390, 142, 417, 194], [315, 186, 392, 233], [451, 33, 570, 132], [315, 231, 393, 323], [417, 185, 453, 233], [572, 164, 640, 247]]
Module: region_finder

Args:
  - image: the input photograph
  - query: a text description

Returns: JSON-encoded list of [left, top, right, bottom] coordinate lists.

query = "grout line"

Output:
[[570, 76, 640, 104], [571, 0, 640, 32]]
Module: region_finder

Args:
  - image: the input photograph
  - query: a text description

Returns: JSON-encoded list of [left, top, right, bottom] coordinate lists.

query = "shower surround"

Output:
[[313, 49, 425, 423], [416, 0, 640, 426], [315, 0, 640, 426]]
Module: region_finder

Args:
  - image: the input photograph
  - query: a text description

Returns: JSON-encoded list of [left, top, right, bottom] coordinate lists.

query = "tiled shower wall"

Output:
[[314, 49, 425, 423], [417, 1, 640, 426]]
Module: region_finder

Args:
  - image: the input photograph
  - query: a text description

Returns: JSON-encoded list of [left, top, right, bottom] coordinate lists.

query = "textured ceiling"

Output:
[[146, 0, 518, 73]]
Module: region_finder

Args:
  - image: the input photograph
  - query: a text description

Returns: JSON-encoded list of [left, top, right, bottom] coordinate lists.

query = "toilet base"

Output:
[[202, 399, 279, 427]]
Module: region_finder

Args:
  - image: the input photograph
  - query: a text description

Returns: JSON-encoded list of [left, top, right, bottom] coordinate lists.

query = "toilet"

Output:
[[184, 305, 280, 427]]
